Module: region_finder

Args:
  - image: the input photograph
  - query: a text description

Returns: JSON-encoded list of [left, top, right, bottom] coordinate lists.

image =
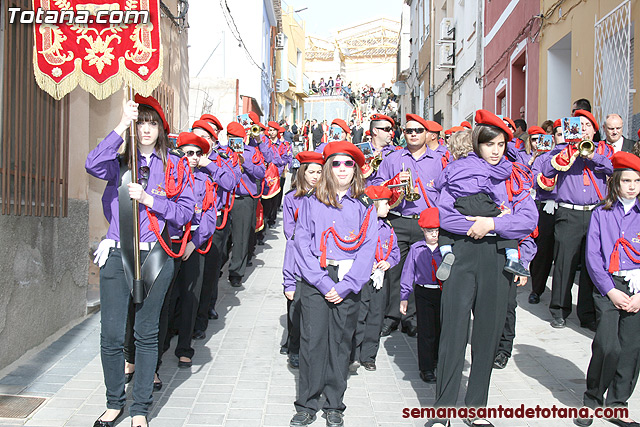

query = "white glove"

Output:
[[620, 269, 640, 294], [337, 259, 355, 281], [370, 269, 384, 290], [93, 239, 115, 268], [542, 200, 557, 215]]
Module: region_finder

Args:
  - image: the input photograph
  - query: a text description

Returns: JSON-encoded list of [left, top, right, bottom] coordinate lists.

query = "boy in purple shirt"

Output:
[[400, 207, 442, 383]]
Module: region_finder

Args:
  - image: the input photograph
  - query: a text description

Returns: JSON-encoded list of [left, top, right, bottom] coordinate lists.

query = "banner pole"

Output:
[[127, 85, 144, 304]]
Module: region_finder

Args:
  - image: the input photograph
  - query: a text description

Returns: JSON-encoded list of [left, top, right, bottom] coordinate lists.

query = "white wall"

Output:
[[546, 33, 572, 122]]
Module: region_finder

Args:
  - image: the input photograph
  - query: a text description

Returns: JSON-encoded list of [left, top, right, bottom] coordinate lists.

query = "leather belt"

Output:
[[389, 211, 420, 220], [324, 259, 340, 267], [558, 202, 598, 211], [116, 241, 155, 251], [417, 283, 440, 289]]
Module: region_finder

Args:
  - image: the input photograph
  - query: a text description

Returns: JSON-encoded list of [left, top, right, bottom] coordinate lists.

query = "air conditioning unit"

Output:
[[438, 43, 455, 69], [440, 18, 455, 41], [275, 33, 285, 50]]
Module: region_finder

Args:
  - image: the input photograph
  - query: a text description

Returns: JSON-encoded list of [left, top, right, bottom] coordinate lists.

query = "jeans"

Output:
[[99, 248, 173, 417]]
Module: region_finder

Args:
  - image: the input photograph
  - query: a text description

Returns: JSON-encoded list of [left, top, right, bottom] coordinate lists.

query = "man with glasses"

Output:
[[372, 114, 446, 339], [363, 114, 397, 184]]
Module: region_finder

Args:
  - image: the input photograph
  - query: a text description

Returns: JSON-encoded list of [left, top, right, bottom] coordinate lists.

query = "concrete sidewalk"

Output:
[[0, 217, 638, 427]]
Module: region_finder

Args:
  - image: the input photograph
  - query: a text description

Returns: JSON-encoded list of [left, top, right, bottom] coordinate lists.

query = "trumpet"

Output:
[[403, 168, 421, 202], [577, 139, 594, 157], [370, 153, 383, 171], [249, 124, 262, 138]]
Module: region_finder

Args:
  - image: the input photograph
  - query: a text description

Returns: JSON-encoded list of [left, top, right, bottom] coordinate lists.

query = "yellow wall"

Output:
[[538, 0, 639, 123]]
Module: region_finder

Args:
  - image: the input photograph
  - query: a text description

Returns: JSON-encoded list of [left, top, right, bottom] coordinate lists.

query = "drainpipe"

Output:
[[429, 0, 436, 120]]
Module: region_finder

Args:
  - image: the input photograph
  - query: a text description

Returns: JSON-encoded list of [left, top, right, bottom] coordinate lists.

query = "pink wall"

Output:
[[482, 0, 540, 127]]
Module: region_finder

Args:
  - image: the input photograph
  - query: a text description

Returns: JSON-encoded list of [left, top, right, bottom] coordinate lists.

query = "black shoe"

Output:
[[288, 353, 299, 369], [406, 324, 418, 337], [436, 252, 455, 281], [280, 345, 288, 355], [573, 418, 593, 427], [208, 308, 219, 320], [257, 239, 265, 246], [425, 419, 450, 427], [325, 410, 344, 427], [247, 260, 253, 266], [493, 353, 509, 369], [348, 360, 360, 373], [192, 330, 206, 340], [124, 371, 135, 384], [93, 408, 124, 427], [504, 259, 531, 277], [606, 418, 640, 427], [380, 323, 397, 337], [420, 370, 436, 383], [550, 318, 566, 328], [465, 418, 494, 426], [362, 361, 376, 371], [290, 411, 315, 426], [581, 321, 597, 332], [178, 358, 192, 368], [230, 276, 242, 287], [153, 375, 162, 392], [528, 292, 540, 304]]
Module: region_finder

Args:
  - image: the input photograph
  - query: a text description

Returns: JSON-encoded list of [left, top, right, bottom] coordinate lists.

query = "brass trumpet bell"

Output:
[[404, 168, 421, 202], [370, 154, 383, 171], [577, 139, 594, 157], [249, 125, 262, 138]]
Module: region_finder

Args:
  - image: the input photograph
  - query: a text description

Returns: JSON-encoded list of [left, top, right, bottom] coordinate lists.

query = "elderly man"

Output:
[[603, 114, 635, 153]]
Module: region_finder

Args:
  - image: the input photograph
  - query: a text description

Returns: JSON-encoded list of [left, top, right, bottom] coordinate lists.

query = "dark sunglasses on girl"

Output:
[[332, 160, 355, 168], [185, 150, 203, 157], [404, 128, 425, 134], [139, 165, 150, 190]]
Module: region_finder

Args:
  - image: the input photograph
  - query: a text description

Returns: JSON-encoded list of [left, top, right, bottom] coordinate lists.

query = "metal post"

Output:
[[127, 86, 144, 304]]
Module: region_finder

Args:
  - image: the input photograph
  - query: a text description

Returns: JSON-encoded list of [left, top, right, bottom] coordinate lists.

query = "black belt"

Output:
[[389, 211, 420, 220]]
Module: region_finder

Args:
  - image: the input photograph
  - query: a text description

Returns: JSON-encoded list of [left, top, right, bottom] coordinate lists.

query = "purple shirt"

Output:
[[366, 145, 397, 185], [236, 144, 267, 197], [201, 154, 242, 211], [586, 200, 640, 295], [376, 218, 400, 267], [188, 170, 218, 248], [519, 235, 537, 267], [283, 189, 303, 240], [294, 191, 379, 298], [282, 190, 305, 292], [530, 150, 557, 202], [371, 144, 449, 214], [314, 142, 328, 154], [540, 142, 613, 205], [85, 131, 195, 242], [400, 241, 442, 300], [437, 154, 538, 240]]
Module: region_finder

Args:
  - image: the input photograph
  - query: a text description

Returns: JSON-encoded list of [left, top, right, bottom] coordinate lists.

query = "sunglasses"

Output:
[[376, 127, 393, 133], [404, 128, 425, 134], [139, 165, 150, 190], [185, 150, 203, 157], [331, 160, 355, 168]]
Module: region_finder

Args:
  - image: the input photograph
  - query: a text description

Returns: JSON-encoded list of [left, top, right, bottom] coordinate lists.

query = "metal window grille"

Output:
[[593, 0, 631, 136], [0, 2, 69, 217]]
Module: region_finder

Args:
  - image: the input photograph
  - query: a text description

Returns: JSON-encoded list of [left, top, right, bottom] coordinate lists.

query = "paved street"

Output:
[[1, 217, 638, 427]]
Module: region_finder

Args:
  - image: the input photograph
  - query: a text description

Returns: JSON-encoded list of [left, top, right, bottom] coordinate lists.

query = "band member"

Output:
[[429, 110, 537, 426], [263, 121, 289, 228], [528, 119, 562, 304], [361, 114, 397, 184], [350, 185, 400, 372], [540, 109, 613, 330], [574, 151, 640, 427], [290, 141, 378, 427], [399, 207, 441, 383], [281, 151, 324, 367], [314, 118, 351, 153], [227, 122, 266, 287], [371, 114, 447, 337], [86, 97, 195, 427]]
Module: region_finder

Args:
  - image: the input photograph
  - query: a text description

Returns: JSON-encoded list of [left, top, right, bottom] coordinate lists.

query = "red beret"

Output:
[[450, 126, 465, 133], [323, 140, 365, 167], [268, 121, 280, 130], [406, 114, 442, 133], [365, 185, 393, 200], [227, 122, 247, 138], [134, 94, 169, 133], [527, 126, 546, 135], [502, 117, 516, 131], [331, 118, 351, 134], [365, 130, 370, 136], [418, 207, 440, 229], [637, 128, 640, 140], [444, 128, 453, 136], [295, 151, 324, 166], [476, 109, 514, 141], [177, 132, 210, 155], [258, 122, 267, 130], [573, 109, 599, 132], [191, 120, 218, 140], [612, 151, 640, 173], [248, 111, 260, 124], [460, 121, 472, 129], [199, 114, 223, 131], [370, 113, 395, 127], [553, 119, 562, 129]]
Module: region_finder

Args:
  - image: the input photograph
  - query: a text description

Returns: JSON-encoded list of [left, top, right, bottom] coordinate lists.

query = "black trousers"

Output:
[[295, 267, 361, 415], [496, 278, 518, 358], [549, 207, 596, 324], [415, 286, 441, 373], [286, 283, 302, 355], [530, 201, 555, 296], [584, 276, 640, 409], [384, 215, 422, 328], [170, 251, 204, 359], [195, 214, 230, 333], [229, 196, 257, 279], [351, 276, 387, 363], [435, 236, 511, 408]]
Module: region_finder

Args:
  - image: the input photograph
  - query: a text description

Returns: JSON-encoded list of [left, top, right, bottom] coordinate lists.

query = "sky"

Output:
[[282, 0, 403, 39]]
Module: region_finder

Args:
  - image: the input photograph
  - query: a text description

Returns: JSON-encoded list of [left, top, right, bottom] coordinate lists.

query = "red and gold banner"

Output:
[[32, 0, 163, 100]]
